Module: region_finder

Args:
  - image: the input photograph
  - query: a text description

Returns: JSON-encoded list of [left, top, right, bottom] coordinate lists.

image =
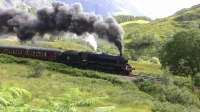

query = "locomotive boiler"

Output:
[[0, 46, 133, 75]]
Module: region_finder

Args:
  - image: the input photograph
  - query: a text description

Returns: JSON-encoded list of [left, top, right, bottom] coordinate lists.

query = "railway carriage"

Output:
[[0, 46, 62, 61], [0, 46, 133, 75]]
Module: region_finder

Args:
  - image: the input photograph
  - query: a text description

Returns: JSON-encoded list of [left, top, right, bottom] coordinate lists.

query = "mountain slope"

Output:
[[0, 54, 153, 112], [123, 4, 200, 59], [0, 48, 199, 112]]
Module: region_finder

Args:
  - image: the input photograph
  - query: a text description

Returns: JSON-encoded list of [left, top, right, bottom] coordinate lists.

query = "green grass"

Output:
[[120, 20, 150, 26], [130, 61, 162, 75], [0, 48, 200, 112], [0, 38, 119, 55], [122, 5, 200, 60], [0, 38, 93, 52], [0, 5, 199, 110], [0, 54, 153, 112]]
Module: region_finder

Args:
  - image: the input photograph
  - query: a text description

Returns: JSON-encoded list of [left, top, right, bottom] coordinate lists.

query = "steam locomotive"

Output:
[[0, 46, 133, 75]]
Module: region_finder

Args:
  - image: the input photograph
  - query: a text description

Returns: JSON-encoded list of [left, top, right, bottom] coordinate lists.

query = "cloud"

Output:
[[132, 0, 200, 19]]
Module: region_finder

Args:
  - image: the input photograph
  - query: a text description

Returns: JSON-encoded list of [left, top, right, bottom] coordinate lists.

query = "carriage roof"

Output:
[[0, 45, 63, 52]]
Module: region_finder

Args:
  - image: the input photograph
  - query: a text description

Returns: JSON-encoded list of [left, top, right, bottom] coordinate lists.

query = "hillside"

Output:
[[0, 2, 200, 112], [123, 4, 200, 60], [0, 38, 153, 112], [114, 15, 151, 24], [1, 38, 200, 112], [173, 4, 200, 22], [0, 49, 199, 112], [0, 54, 152, 112]]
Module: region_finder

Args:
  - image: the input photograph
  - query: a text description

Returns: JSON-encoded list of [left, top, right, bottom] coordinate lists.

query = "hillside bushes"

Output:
[[0, 87, 32, 111], [0, 86, 107, 112], [175, 12, 200, 22], [193, 73, 200, 87], [123, 5, 200, 61], [136, 80, 198, 106], [29, 63, 46, 78], [126, 33, 162, 59], [160, 29, 200, 76], [135, 73, 200, 112], [153, 102, 200, 112]]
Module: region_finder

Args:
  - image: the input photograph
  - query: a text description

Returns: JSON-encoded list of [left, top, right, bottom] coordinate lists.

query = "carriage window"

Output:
[[82, 59, 87, 62], [66, 56, 70, 60], [11, 49, 14, 54], [36, 51, 41, 56], [44, 52, 47, 57]]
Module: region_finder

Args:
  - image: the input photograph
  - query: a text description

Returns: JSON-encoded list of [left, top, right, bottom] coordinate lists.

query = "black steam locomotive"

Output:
[[0, 46, 133, 75]]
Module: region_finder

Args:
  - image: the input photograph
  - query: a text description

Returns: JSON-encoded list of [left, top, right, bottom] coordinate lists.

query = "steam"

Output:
[[83, 33, 97, 51], [0, 2, 124, 56]]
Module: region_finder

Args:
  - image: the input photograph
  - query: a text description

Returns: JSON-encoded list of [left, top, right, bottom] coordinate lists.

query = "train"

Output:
[[0, 46, 134, 75]]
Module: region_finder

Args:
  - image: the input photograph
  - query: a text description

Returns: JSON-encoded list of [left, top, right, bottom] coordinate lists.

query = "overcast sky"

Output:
[[131, 0, 200, 19]]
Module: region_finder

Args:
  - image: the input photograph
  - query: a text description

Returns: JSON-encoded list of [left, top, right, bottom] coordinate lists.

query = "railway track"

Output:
[[118, 74, 163, 83]]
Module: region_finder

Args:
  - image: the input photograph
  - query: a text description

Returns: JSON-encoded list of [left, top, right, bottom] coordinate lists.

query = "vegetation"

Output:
[[123, 4, 200, 60], [1, 52, 200, 112], [0, 36, 119, 56], [160, 29, 200, 76], [193, 73, 200, 87], [29, 63, 46, 78], [0, 3, 200, 112], [135, 72, 200, 112], [174, 4, 200, 22], [115, 15, 151, 23], [120, 20, 150, 26], [0, 54, 153, 112]]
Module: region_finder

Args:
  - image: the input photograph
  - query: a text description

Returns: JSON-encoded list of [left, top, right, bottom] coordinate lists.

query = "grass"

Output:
[[0, 5, 199, 111], [0, 38, 119, 55], [120, 20, 150, 26], [0, 44, 200, 111], [0, 54, 153, 112], [130, 61, 163, 75], [122, 5, 200, 60], [0, 38, 163, 76], [0, 38, 93, 52]]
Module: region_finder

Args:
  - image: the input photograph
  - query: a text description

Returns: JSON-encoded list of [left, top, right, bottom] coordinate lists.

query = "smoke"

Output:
[[83, 33, 97, 51], [0, 9, 21, 33], [0, 2, 124, 56]]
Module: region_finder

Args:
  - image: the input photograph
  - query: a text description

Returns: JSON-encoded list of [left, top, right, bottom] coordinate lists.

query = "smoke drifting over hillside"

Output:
[[0, 2, 124, 55]]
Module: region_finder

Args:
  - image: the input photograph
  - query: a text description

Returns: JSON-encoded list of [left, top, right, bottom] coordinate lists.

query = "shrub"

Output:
[[0, 87, 32, 109], [126, 33, 161, 59], [153, 102, 187, 112], [29, 63, 46, 78], [193, 73, 200, 87], [135, 79, 163, 96], [137, 56, 161, 64], [173, 76, 192, 88], [164, 86, 199, 106], [135, 74, 200, 106], [160, 29, 200, 76], [153, 101, 200, 112], [150, 57, 160, 64]]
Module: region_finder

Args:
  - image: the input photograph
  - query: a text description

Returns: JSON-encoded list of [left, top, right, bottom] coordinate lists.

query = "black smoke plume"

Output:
[[0, 2, 124, 56]]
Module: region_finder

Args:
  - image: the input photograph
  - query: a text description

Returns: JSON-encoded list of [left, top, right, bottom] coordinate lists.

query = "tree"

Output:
[[160, 29, 200, 76], [127, 33, 161, 59]]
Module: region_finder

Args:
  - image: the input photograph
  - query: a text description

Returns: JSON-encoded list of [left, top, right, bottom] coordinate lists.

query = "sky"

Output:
[[132, 0, 200, 19]]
